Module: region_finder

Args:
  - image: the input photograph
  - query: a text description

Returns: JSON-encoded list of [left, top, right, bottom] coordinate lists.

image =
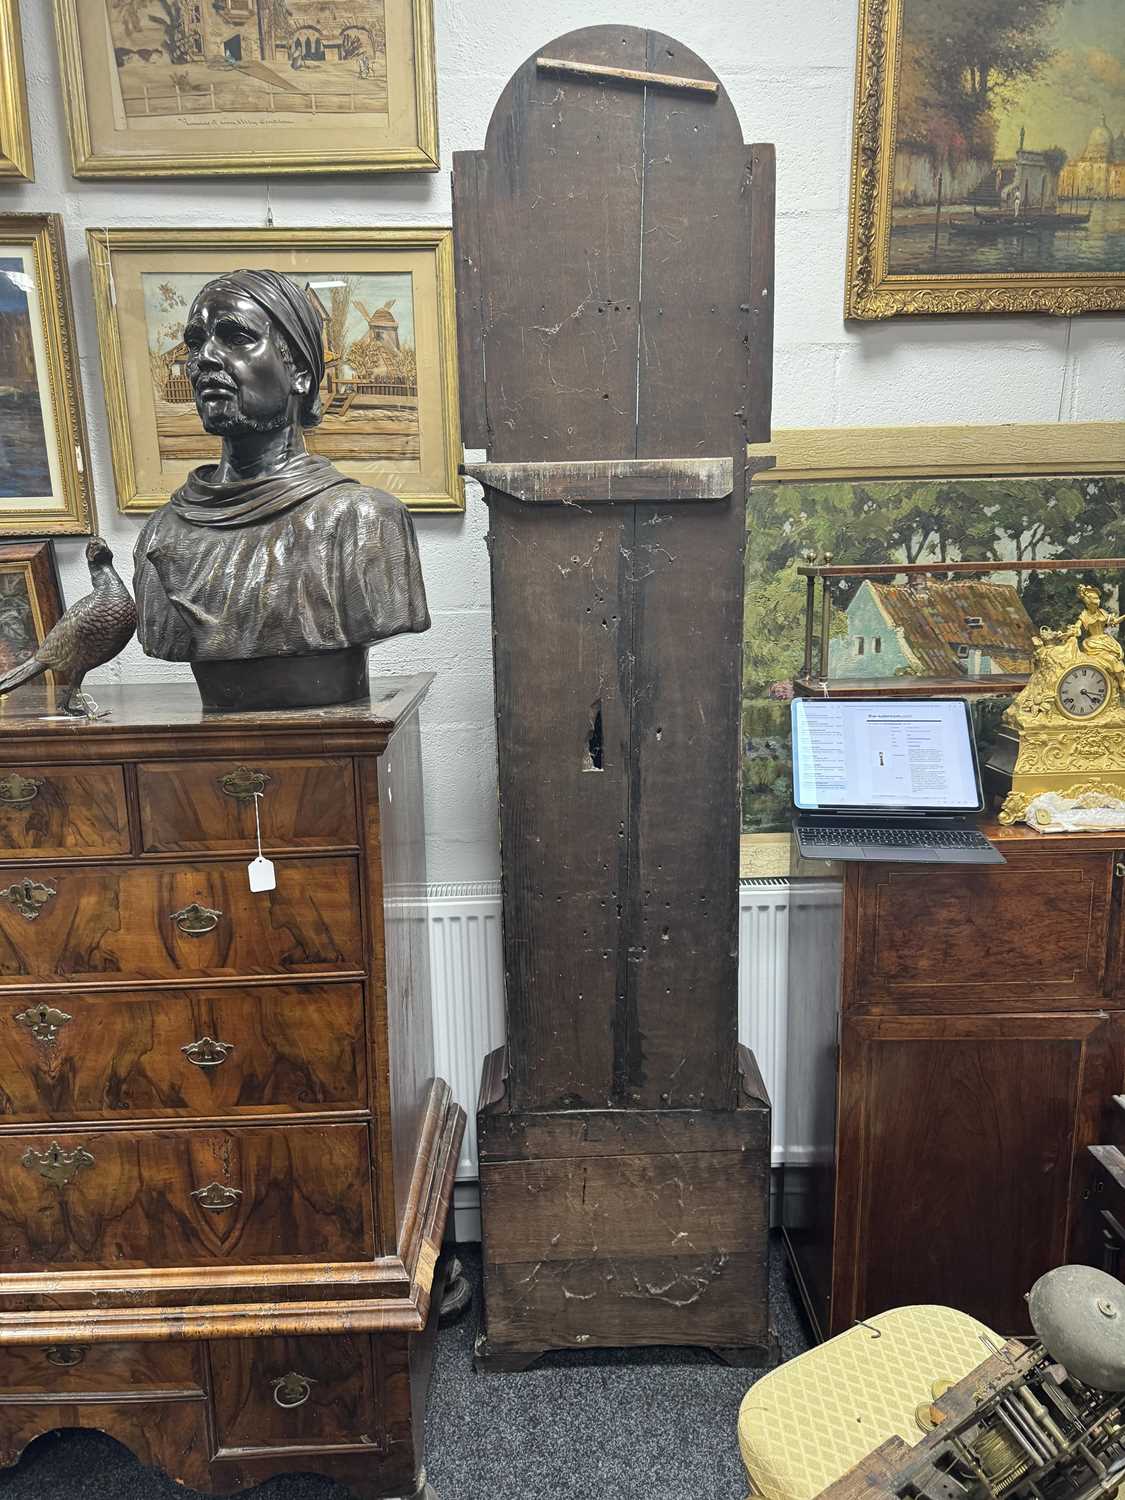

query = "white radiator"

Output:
[[426, 878, 792, 1239]]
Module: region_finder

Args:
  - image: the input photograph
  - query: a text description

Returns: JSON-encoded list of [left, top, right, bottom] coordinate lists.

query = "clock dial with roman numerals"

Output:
[[1057, 663, 1110, 719]]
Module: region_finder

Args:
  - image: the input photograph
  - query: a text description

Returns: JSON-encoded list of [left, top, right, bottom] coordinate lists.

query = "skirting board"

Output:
[[427, 878, 796, 1242]]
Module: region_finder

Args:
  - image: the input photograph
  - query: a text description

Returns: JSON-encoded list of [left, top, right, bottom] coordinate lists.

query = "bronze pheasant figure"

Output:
[[0, 538, 137, 715]]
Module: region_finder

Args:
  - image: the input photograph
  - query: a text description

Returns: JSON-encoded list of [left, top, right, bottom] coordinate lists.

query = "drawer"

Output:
[[0, 1123, 374, 1270], [0, 858, 363, 985], [0, 983, 367, 1122], [137, 758, 358, 854], [210, 1333, 377, 1451], [0, 765, 129, 860], [0, 1340, 201, 1397]]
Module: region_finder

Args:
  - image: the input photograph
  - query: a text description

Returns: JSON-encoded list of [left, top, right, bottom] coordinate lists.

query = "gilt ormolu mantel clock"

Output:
[[996, 584, 1125, 823]]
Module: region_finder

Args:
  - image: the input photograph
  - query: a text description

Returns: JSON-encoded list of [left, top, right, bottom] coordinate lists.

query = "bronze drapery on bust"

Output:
[[133, 268, 430, 711]]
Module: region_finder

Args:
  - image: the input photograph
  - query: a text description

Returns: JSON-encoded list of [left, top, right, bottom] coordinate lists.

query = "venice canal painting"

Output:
[[143, 270, 420, 469], [890, 0, 1125, 275], [0, 259, 50, 502]]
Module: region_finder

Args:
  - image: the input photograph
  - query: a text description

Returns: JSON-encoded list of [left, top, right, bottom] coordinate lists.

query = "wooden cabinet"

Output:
[[0, 681, 464, 1500], [784, 823, 1125, 1342]]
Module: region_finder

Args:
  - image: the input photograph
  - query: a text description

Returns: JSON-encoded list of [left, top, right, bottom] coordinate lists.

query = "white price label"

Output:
[[248, 855, 276, 893]]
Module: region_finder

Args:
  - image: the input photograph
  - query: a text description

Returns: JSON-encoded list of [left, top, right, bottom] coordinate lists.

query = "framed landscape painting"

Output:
[[0, 543, 63, 690], [0, 0, 33, 180], [0, 216, 95, 536], [54, 0, 438, 176], [846, 0, 1125, 317], [88, 226, 463, 513]]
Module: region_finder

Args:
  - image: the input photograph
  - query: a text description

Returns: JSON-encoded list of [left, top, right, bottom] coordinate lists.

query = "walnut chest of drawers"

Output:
[[0, 678, 464, 1500]]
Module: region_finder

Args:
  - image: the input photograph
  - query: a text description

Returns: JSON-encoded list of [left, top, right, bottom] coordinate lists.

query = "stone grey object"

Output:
[[1028, 1263, 1125, 1392], [132, 269, 429, 713], [0, 538, 136, 715]]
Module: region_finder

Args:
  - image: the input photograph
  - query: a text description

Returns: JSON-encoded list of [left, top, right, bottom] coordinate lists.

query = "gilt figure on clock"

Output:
[[994, 584, 1125, 822]]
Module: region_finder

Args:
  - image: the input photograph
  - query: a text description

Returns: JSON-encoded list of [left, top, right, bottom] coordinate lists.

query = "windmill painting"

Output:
[[143, 269, 419, 467]]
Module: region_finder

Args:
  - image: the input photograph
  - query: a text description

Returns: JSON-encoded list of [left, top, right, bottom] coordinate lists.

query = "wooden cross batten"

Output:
[[454, 25, 776, 1368]]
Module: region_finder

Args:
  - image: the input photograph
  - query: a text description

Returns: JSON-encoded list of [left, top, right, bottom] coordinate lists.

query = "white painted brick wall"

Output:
[[5, 0, 1123, 887]]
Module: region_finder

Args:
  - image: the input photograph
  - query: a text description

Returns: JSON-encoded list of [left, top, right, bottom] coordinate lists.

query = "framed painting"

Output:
[[0, 542, 63, 691], [53, 0, 438, 176], [846, 0, 1125, 317], [0, 0, 32, 180], [0, 215, 96, 536], [741, 426, 1125, 875], [88, 226, 463, 513]]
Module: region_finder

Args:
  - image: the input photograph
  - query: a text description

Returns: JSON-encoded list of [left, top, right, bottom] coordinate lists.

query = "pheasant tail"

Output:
[[0, 656, 46, 700]]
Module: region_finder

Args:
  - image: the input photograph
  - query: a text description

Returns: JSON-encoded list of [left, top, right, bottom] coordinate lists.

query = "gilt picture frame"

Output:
[[0, 0, 33, 181], [87, 225, 464, 514], [845, 0, 1125, 318], [0, 215, 96, 536], [0, 542, 64, 699], [53, 0, 438, 177]]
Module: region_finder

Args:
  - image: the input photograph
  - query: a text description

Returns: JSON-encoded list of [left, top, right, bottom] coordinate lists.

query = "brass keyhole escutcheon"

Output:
[[272, 1371, 316, 1409], [15, 1004, 72, 1044], [45, 1345, 86, 1368], [21, 1141, 94, 1188], [170, 903, 222, 937], [181, 1036, 234, 1068], [2, 879, 56, 921]]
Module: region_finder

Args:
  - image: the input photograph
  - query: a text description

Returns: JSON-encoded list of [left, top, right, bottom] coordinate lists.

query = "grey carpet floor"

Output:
[[0, 1237, 809, 1500]]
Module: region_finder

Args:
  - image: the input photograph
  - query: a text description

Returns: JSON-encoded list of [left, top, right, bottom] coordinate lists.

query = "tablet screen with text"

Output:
[[791, 699, 982, 812]]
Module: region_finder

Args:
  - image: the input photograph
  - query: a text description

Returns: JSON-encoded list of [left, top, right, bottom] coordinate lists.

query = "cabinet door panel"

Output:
[[850, 856, 1113, 1010], [833, 1012, 1113, 1336]]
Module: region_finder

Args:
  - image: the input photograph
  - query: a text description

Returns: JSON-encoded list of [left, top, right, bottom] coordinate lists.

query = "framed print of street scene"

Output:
[[846, 0, 1125, 317], [88, 226, 463, 513], [53, 0, 438, 176], [0, 215, 95, 536]]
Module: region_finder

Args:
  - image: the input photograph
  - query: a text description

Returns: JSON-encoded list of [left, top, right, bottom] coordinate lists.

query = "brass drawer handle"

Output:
[[219, 766, 271, 801], [272, 1371, 316, 1409], [21, 1141, 94, 1188], [181, 1036, 234, 1068], [170, 903, 222, 936], [0, 772, 42, 806], [2, 880, 55, 921], [190, 1182, 242, 1212], [45, 1345, 86, 1368], [15, 1004, 72, 1043]]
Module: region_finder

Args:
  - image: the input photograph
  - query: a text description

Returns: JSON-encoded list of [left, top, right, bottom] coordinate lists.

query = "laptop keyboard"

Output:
[[800, 826, 991, 849]]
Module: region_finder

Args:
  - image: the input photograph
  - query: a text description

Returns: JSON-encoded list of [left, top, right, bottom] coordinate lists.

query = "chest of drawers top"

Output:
[[0, 676, 431, 864]]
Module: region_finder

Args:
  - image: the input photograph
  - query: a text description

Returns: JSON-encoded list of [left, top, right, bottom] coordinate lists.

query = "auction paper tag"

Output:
[[248, 855, 276, 893], [247, 792, 275, 892]]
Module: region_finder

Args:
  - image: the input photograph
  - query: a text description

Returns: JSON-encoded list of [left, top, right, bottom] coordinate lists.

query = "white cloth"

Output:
[[1021, 790, 1125, 832]]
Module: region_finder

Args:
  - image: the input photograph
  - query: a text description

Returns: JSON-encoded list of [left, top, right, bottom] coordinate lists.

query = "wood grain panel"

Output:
[[210, 1333, 378, 1451], [468, 25, 647, 461], [0, 1403, 210, 1492], [0, 984, 366, 1122], [0, 858, 363, 985], [0, 1123, 374, 1270], [137, 758, 357, 854], [488, 493, 631, 1108], [850, 856, 1113, 1007], [0, 1339, 201, 1396], [0, 766, 128, 860], [833, 1012, 1113, 1335]]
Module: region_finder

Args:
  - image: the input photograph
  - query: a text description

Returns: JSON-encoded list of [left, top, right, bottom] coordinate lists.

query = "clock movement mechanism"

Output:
[[996, 584, 1125, 823]]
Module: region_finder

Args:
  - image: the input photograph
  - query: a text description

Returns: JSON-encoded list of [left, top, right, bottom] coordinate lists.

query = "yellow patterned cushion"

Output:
[[738, 1305, 999, 1500]]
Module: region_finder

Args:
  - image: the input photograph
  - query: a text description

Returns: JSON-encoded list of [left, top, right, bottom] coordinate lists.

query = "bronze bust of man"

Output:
[[133, 269, 430, 711]]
